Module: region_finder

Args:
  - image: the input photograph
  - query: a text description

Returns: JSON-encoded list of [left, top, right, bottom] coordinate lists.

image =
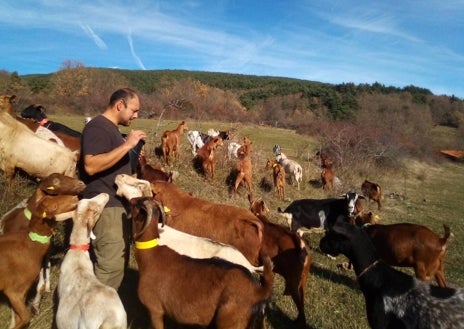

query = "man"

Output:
[[79, 88, 146, 290]]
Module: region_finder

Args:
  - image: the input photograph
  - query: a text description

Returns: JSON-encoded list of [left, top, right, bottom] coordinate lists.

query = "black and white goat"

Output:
[[319, 220, 464, 329]]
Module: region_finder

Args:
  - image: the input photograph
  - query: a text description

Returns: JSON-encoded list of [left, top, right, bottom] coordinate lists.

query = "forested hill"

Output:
[[1, 66, 463, 130]]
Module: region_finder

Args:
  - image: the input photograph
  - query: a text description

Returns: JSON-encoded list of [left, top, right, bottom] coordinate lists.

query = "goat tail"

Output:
[[441, 224, 451, 244], [259, 256, 274, 299]]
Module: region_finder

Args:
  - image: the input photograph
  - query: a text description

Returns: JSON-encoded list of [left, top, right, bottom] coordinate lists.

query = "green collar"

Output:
[[24, 208, 32, 220], [28, 232, 51, 244]]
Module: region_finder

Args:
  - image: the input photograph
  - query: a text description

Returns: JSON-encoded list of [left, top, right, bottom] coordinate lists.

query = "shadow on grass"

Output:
[[266, 302, 316, 329], [309, 263, 359, 291]]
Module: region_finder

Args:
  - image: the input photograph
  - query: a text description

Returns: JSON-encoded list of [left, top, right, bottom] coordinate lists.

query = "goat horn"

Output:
[[154, 200, 166, 227], [133, 198, 153, 241]]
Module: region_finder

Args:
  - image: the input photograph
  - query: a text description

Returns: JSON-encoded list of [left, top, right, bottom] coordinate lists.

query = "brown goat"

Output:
[[0, 173, 84, 313], [129, 196, 274, 329], [364, 223, 450, 287], [137, 155, 173, 182], [234, 138, 253, 198], [195, 136, 223, 180], [0, 194, 78, 329], [361, 179, 383, 210], [149, 180, 264, 266], [161, 121, 188, 165], [321, 165, 334, 191], [249, 197, 311, 328], [1, 173, 85, 233], [265, 159, 286, 200], [350, 211, 377, 226]]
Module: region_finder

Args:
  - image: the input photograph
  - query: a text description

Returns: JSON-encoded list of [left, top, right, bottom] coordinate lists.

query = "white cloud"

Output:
[[79, 22, 107, 50]]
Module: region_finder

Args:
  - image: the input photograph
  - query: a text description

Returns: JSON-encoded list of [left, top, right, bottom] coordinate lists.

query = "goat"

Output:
[[364, 223, 451, 287], [316, 150, 333, 168], [129, 196, 274, 329], [0, 99, 78, 186], [20, 104, 82, 138], [114, 174, 263, 273], [320, 220, 464, 329], [207, 128, 231, 141], [234, 137, 253, 198], [0, 173, 85, 313], [137, 154, 173, 182], [249, 197, 311, 328], [56, 193, 127, 329], [321, 164, 335, 191], [34, 125, 66, 147], [361, 179, 383, 210], [265, 159, 286, 200], [186, 130, 210, 155], [0, 96, 81, 153], [194, 136, 223, 180], [273, 144, 303, 190], [145, 180, 264, 266], [227, 141, 242, 159], [115, 174, 153, 200], [278, 191, 365, 233], [0, 194, 78, 329], [161, 120, 188, 165], [350, 211, 377, 226]]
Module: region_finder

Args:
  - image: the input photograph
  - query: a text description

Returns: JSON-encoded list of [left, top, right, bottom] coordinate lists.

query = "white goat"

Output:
[[0, 111, 78, 183], [227, 141, 242, 160], [115, 174, 153, 199], [186, 130, 206, 155], [56, 193, 127, 329], [114, 174, 262, 273], [273, 145, 303, 190], [35, 126, 65, 147]]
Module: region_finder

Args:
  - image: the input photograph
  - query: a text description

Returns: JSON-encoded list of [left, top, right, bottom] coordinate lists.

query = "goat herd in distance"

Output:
[[0, 94, 463, 329]]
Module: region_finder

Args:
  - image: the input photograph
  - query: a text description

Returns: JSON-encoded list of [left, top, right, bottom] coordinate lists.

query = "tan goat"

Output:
[[265, 159, 286, 200], [161, 120, 188, 165], [234, 137, 253, 198], [195, 136, 223, 180]]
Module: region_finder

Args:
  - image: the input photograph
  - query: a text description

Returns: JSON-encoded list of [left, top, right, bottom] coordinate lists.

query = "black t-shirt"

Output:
[[78, 115, 131, 208]]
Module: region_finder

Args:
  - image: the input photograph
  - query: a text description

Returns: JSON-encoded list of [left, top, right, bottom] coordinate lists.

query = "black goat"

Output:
[[320, 221, 464, 329], [21, 104, 82, 137]]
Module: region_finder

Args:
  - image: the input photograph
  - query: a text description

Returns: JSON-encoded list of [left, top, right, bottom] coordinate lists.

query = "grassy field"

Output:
[[1, 116, 463, 329]]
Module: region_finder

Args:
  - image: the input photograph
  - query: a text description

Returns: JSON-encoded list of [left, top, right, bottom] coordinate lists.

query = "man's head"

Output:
[[109, 88, 140, 126]]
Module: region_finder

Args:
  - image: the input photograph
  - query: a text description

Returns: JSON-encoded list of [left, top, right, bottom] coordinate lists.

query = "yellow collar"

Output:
[[135, 238, 158, 250]]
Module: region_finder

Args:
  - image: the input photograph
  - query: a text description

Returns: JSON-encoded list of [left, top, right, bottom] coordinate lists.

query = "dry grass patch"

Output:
[[1, 118, 463, 329]]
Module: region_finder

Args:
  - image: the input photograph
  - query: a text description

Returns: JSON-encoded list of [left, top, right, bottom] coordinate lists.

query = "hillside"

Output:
[[0, 116, 463, 329], [2, 67, 464, 160]]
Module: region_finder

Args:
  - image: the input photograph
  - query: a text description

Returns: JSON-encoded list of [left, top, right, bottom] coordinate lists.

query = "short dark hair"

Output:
[[109, 88, 138, 107]]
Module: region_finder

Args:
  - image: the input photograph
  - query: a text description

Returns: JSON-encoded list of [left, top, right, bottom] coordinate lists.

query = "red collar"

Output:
[[69, 244, 90, 251], [39, 118, 49, 126]]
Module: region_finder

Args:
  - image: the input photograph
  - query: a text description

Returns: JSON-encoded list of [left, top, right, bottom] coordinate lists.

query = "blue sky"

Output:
[[1, 1, 463, 98]]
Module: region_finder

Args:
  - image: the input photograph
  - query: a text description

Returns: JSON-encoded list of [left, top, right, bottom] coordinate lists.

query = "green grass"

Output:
[[1, 116, 463, 328]]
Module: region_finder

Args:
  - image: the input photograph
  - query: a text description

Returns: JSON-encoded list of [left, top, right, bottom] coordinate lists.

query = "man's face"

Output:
[[119, 96, 140, 126]]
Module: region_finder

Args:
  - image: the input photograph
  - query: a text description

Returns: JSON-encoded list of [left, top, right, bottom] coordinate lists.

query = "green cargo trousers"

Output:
[[91, 207, 131, 290]]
